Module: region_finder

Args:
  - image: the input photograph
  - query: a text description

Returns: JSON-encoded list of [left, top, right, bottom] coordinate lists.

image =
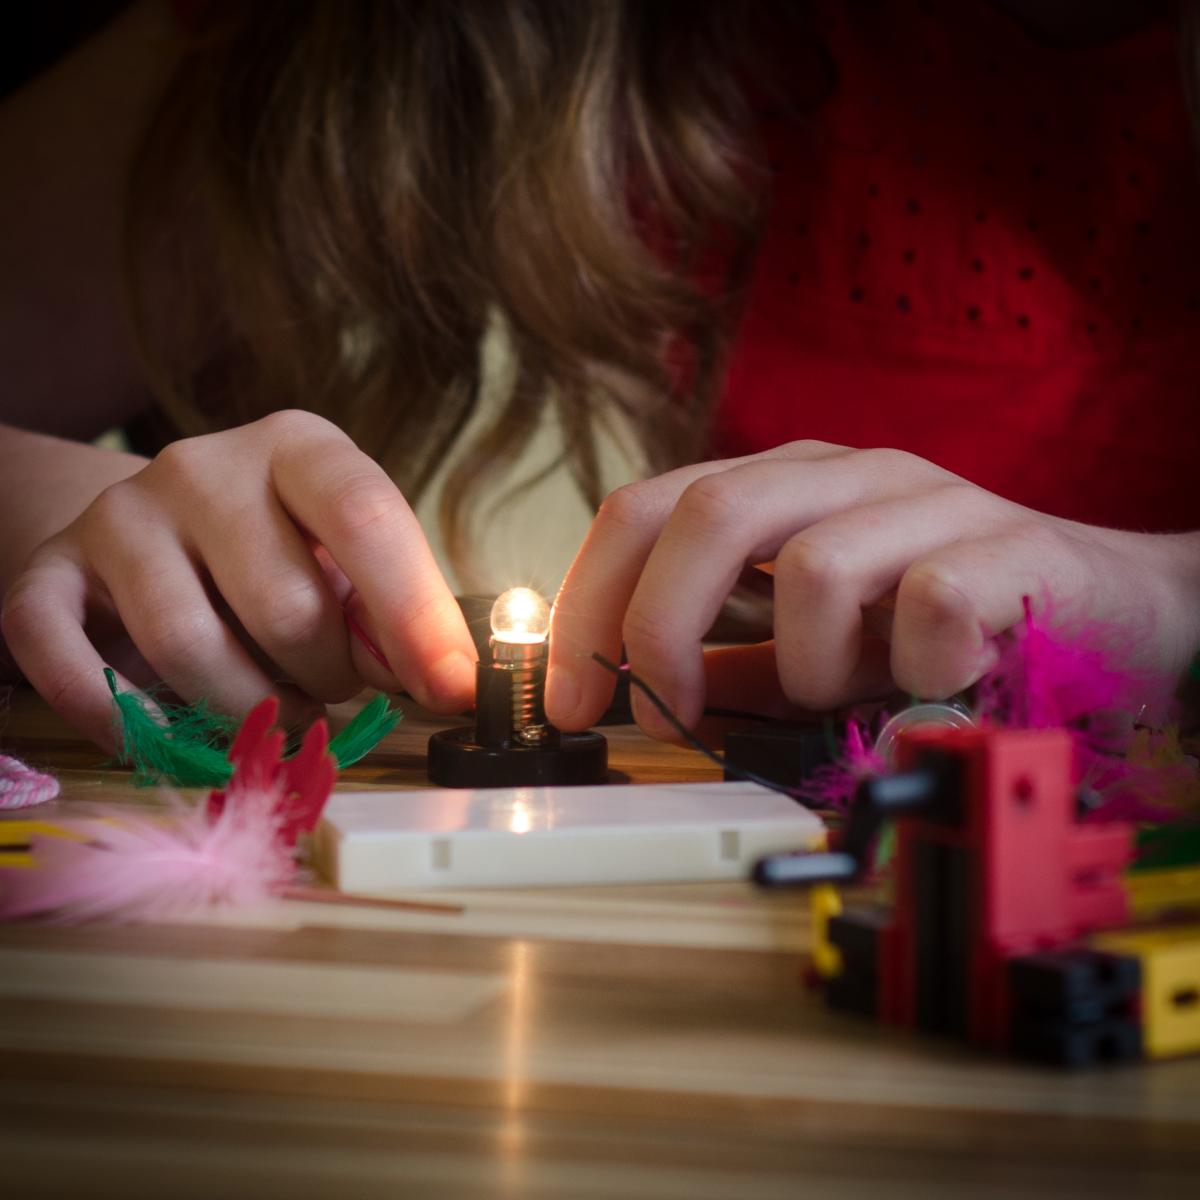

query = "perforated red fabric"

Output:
[[716, 1, 1200, 532]]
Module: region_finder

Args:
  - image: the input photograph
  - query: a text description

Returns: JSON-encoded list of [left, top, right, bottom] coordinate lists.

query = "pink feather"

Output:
[[798, 718, 885, 810], [0, 754, 59, 809], [0, 697, 337, 923], [0, 783, 295, 923], [975, 596, 1155, 731], [975, 595, 1172, 805]]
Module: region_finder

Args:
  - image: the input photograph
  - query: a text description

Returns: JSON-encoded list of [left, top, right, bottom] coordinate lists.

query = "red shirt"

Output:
[[716, 1, 1200, 533]]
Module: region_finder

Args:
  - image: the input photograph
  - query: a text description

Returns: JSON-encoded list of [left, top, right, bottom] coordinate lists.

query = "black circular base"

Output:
[[428, 727, 608, 788]]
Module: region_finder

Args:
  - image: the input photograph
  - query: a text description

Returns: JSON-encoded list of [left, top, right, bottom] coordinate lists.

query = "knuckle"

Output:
[[146, 435, 220, 500], [899, 560, 976, 626], [675, 474, 747, 538], [0, 578, 40, 643], [151, 435, 205, 478], [621, 602, 679, 660], [82, 480, 141, 531], [596, 481, 660, 536], [778, 438, 844, 458], [323, 473, 405, 542], [775, 535, 847, 595], [254, 579, 331, 652], [851, 446, 925, 477], [255, 408, 335, 443], [138, 602, 224, 673]]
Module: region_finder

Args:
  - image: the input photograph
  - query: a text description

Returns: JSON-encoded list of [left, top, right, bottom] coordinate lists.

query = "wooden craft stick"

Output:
[[278, 883, 463, 915]]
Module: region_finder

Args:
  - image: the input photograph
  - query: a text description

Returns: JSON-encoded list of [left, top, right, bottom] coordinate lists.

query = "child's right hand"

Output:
[[0, 411, 478, 749]]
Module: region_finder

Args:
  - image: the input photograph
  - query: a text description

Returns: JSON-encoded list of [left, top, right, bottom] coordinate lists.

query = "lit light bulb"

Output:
[[490, 587, 551, 645], [426, 583, 607, 788]]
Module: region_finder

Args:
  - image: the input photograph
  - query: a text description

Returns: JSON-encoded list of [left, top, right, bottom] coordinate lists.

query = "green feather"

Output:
[[105, 668, 236, 787], [1131, 823, 1200, 873], [329, 692, 403, 768], [105, 670, 402, 784]]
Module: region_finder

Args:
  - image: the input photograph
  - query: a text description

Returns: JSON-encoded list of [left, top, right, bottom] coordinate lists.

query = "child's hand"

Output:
[[546, 440, 1200, 739], [1, 411, 477, 748]]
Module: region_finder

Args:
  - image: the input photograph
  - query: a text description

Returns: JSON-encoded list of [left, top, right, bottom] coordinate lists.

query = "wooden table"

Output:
[[1, 687, 1199, 1199]]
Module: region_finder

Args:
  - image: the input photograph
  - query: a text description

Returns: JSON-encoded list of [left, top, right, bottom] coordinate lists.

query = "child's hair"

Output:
[[125, 1, 813, 560]]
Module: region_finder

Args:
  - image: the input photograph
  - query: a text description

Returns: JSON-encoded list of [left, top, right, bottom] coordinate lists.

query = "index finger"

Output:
[[547, 441, 848, 730], [272, 430, 476, 712], [2, 555, 127, 751]]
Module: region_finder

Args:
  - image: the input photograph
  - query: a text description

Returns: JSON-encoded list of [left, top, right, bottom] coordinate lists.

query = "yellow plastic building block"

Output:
[[810, 883, 845, 979], [0, 819, 96, 869], [1125, 867, 1200, 921], [1093, 924, 1200, 1059]]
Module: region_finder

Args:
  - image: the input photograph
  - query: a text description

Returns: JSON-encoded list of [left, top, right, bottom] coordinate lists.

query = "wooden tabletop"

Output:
[[2, 687, 1199, 1199]]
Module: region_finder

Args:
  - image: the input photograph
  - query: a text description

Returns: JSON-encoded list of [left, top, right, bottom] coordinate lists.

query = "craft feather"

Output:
[[797, 719, 884, 811], [329, 693, 403, 768], [0, 783, 294, 923], [973, 596, 1177, 809], [106, 669, 401, 786]]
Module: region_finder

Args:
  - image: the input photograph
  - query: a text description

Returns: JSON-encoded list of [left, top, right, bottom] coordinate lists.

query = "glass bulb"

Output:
[[490, 587, 551, 645]]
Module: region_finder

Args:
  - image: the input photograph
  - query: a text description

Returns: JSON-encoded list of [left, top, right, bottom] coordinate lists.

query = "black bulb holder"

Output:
[[428, 636, 608, 788]]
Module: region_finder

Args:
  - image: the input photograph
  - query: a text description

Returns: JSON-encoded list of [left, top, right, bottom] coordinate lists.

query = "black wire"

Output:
[[589, 652, 814, 808], [701, 706, 784, 722]]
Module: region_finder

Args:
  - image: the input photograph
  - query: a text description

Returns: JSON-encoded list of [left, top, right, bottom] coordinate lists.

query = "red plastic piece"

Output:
[[877, 725, 1137, 1048]]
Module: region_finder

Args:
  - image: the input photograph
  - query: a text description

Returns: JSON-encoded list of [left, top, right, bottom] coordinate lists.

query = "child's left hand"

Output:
[[545, 440, 1200, 740]]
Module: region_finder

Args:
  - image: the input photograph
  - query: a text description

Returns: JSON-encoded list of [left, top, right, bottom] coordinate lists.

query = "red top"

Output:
[[716, 1, 1200, 533]]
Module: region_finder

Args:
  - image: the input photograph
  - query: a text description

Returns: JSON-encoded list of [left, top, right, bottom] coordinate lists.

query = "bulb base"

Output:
[[427, 726, 608, 788]]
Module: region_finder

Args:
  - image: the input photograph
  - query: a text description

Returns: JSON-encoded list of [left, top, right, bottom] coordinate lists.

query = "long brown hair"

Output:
[[126, 1, 785, 562]]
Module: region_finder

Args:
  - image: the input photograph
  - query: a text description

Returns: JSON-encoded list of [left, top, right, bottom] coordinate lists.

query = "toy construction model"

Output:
[[755, 723, 1200, 1068]]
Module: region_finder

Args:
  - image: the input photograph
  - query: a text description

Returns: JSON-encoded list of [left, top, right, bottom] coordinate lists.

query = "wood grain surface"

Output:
[[1, 687, 1199, 1199]]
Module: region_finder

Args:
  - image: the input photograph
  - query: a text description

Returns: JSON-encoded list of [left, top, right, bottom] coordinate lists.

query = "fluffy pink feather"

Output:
[[975, 596, 1154, 731], [0, 783, 295, 923], [798, 718, 885, 810], [975, 595, 1178, 809], [0, 754, 59, 809], [0, 696, 337, 923]]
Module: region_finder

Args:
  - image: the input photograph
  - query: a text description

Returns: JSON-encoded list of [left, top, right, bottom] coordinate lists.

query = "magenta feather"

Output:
[[0, 783, 295, 923], [798, 718, 885, 810], [974, 595, 1174, 808], [975, 596, 1155, 732]]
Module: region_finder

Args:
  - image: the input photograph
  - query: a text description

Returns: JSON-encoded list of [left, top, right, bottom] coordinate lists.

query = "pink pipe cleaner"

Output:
[[0, 754, 59, 809]]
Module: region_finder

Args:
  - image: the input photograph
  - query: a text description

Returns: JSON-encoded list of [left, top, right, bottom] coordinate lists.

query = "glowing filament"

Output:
[[490, 588, 551, 645]]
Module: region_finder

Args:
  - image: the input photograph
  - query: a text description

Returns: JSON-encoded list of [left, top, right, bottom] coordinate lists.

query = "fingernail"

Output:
[[427, 650, 475, 708], [545, 667, 580, 723], [631, 690, 676, 740]]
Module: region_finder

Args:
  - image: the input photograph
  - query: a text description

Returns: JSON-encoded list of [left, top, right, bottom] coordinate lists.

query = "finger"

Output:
[[311, 542, 353, 604], [702, 641, 811, 719], [548, 440, 852, 730], [192, 494, 359, 703], [1, 554, 130, 751], [97, 535, 321, 726], [773, 483, 1010, 708], [344, 591, 413, 694], [271, 432, 476, 713], [616, 452, 947, 735], [891, 522, 1072, 698]]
